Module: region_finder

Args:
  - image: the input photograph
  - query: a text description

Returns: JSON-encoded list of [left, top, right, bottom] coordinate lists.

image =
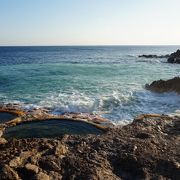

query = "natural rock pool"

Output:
[[3, 119, 104, 139], [0, 112, 18, 123]]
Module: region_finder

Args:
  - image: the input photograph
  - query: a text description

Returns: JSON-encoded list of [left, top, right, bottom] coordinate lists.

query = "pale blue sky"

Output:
[[0, 0, 180, 45]]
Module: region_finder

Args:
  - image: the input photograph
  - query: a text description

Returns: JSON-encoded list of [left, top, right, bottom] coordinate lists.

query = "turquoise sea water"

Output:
[[0, 46, 179, 124]]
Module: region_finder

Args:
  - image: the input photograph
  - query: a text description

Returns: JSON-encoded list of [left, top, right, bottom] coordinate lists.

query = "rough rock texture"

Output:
[[145, 77, 180, 94], [138, 54, 170, 58], [168, 49, 180, 64], [0, 114, 179, 180]]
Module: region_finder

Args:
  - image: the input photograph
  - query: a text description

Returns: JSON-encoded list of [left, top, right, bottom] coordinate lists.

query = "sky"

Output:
[[0, 0, 180, 46]]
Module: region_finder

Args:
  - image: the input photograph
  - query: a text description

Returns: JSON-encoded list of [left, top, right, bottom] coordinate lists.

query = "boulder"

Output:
[[167, 49, 180, 64], [145, 77, 180, 94]]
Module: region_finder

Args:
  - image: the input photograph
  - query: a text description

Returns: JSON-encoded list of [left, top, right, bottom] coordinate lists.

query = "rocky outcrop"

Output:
[[167, 49, 180, 64], [0, 114, 179, 179], [145, 77, 180, 94], [138, 49, 180, 64], [138, 54, 170, 58]]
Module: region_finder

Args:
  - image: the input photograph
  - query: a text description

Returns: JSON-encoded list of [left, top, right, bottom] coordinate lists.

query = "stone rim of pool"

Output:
[[3, 118, 105, 139]]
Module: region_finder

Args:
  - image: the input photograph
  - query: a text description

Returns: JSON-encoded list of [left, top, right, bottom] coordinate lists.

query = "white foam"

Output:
[[168, 110, 180, 117], [113, 119, 133, 126], [37, 90, 135, 117]]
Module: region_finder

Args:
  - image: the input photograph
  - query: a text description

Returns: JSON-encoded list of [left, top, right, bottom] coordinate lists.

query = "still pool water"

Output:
[[0, 112, 18, 123], [3, 119, 104, 139]]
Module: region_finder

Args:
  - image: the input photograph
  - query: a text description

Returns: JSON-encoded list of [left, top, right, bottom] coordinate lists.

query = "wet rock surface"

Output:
[[0, 114, 179, 180], [145, 77, 180, 94], [167, 49, 180, 64]]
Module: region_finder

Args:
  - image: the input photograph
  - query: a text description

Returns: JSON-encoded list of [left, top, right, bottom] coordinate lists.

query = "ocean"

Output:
[[0, 46, 179, 124]]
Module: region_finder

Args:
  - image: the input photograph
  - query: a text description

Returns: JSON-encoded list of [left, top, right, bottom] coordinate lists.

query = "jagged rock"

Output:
[[9, 151, 34, 168], [29, 154, 41, 165], [9, 157, 21, 168], [34, 172, 50, 180], [39, 157, 60, 172], [49, 171, 62, 180], [167, 49, 180, 64], [145, 77, 180, 94], [1, 164, 20, 180], [54, 143, 68, 156], [0, 137, 7, 145], [25, 163, 39, 174]]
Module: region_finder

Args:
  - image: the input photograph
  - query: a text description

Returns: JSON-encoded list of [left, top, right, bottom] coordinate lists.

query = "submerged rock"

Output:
[[167, 49, 180, 64], [145, 77, 180, 94]]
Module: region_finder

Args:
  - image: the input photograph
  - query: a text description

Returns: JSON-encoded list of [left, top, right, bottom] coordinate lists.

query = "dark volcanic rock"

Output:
[[0, 114, 179, 179], [138, 54, 170, 58], [167, 49, 180, 64], [145, 77, 180, 94]]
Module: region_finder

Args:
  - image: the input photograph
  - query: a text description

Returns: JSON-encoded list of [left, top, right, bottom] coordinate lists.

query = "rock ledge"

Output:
[[0, 114, 179, 180]]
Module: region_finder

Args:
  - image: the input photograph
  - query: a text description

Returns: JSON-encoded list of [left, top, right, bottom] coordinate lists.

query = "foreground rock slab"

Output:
[[145, 77, 180, 94], [0, 114, 179, 179]]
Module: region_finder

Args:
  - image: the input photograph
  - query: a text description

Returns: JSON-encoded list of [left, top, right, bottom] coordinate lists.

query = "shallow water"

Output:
[[0, 112, 17, 123], [3, 119, 103, 139], [0, 46, 180, 124]]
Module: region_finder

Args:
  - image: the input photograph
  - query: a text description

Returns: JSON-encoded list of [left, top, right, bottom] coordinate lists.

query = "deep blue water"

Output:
[[0, 46, 180, 124]]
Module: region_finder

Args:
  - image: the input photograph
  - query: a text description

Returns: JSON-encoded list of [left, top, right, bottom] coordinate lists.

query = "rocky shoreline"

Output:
[[139, 49, 180, 64], [0, 113, 179, 180], [0, 74, 180, 179]]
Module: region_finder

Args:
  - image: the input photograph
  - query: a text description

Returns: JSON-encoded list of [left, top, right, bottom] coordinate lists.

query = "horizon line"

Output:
[[0, 44, 180, 47]]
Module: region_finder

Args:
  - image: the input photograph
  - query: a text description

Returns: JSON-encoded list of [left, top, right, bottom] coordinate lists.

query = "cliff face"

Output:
[[0, 114, 179, 180]]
